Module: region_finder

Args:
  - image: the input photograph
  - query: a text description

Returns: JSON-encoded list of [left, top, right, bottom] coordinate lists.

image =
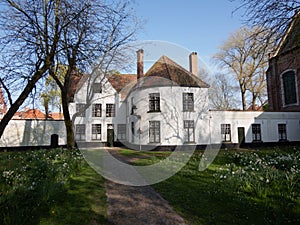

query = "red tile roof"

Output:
[[13, 109, 64, 120], [14, 108, 48, 120], [108, 74, 137, 98], [108, 74, 137, 92], [140, 55, 210, 88], [49, 112, 64, 120]]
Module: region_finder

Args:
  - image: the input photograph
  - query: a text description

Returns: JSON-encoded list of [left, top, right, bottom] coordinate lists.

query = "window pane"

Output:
[[283, 71, 297, 105], [92, 124, 101, 140], [117, 124, 126, 140], [75, 124, 86, 140], [252, 124, 261, 141], [278, 124, 287, 140], [183, 93, 194, 111], [106, 104, 115, 117], [221, 124, 231, 142], [76, 104, 86, 117], [149, 121, 160, 143], [92, 104, 102, 117], [149, 93, 160, 112], [184, 120, 194, 143]]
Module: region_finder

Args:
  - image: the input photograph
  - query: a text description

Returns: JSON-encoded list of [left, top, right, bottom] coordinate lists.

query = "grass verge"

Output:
[[125, 147, 300, 225], [0, 149, 108, 225]]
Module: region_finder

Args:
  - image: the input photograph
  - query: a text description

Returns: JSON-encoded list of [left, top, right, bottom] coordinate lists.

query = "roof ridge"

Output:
[[272, 11, 300, 57]]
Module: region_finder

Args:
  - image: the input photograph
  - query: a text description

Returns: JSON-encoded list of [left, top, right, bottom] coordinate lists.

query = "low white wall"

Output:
[[0, 120, 66, 147], [209, 111, 300, 144]]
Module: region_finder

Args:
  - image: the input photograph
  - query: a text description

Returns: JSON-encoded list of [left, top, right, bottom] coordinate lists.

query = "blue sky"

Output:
[[132, 0, 244, 72]]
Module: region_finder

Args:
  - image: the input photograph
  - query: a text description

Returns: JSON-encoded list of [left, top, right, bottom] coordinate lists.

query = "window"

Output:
[[149, 93, 160, 112], [252, 124, 261, 141], [75, 124, 86, 141], [76, 104, 86, 117], [278, 124, 287, 141], [93, 83, 102, 93], [91, 124, 101, 140], [149, 121, 160, 143], [92, 104, 102, 117], [106, 104, 115, 117], [184, 120, 195, 143], [183, 93, 194, 111], [117, 124, 126, 140], [221, 124, 231, 142], [282, 71, 297, 105]]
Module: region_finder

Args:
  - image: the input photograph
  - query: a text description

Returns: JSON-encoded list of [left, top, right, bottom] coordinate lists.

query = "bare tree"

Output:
[[49, 0, 138, 148], [213, 26, 275, 110], [208, 73, 239, 110], [233, 0, 300, 42], [0, 0, 61, 138], [0, 0, 138, 148]]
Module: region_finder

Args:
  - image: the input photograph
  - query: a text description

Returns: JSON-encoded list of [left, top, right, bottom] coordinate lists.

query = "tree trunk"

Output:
[[61, 89, 75, 149], [240, 84, 247, 110], [0, 68, 47, 138]]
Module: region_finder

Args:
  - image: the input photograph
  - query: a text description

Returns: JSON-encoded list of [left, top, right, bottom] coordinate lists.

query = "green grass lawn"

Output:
[[1, 147, 300, 225], [122, 147, 300, 225], [0, 149, 108, 225]]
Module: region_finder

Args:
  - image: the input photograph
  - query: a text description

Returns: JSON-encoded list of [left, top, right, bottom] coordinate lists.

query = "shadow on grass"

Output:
[[39, 162, 109, 225], [0, 161, 108, 225]]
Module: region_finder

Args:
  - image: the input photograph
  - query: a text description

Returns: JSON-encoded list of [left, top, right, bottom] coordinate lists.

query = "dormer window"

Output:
[[92, 83, 102, 93], [149, 93, 160, 112]]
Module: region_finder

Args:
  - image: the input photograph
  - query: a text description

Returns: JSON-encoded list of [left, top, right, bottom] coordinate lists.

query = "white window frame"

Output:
[[91, 124, 101, 140]]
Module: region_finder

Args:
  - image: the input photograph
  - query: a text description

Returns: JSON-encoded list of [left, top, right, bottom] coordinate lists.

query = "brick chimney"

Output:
[[189, 52, 198, 76], [137, 49, 144, 79]]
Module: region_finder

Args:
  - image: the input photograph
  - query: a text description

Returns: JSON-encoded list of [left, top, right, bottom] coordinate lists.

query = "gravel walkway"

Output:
[[104, 149, 187, 225]]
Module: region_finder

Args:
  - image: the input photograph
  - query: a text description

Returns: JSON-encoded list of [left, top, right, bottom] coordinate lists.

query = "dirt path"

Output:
[[104, 148, 187, 225]]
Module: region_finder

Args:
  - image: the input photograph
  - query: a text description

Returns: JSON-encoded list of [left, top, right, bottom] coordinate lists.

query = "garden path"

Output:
[[104, 148, 187, 225]]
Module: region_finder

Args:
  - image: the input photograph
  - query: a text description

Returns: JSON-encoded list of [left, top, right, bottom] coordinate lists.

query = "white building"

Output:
[[69, 50, 300, 150]]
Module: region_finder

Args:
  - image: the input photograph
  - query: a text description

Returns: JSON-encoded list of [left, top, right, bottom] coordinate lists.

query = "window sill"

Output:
[[184, 142, 196, 144], [278, 139, 289, 142], [252, 140, 263, 143], [222, 141, 232, 143], [283, 102, 299, 107], [182, 110, 195, 112], [147, 110, 161, 113]]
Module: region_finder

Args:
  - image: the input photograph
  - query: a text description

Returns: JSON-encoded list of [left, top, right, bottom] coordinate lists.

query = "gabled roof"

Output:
[[273, 11, 300, 57], [141, 55, 210, 88]]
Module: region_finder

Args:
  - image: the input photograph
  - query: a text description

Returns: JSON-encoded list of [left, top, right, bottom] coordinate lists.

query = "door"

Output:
[[107, 124, 114, 147], [237, 127, 245, 148]]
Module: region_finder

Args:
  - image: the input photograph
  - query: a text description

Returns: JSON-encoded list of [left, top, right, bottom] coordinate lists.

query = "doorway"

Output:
[[237, 127, 245, 148], [107, 124, 114, 147]]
